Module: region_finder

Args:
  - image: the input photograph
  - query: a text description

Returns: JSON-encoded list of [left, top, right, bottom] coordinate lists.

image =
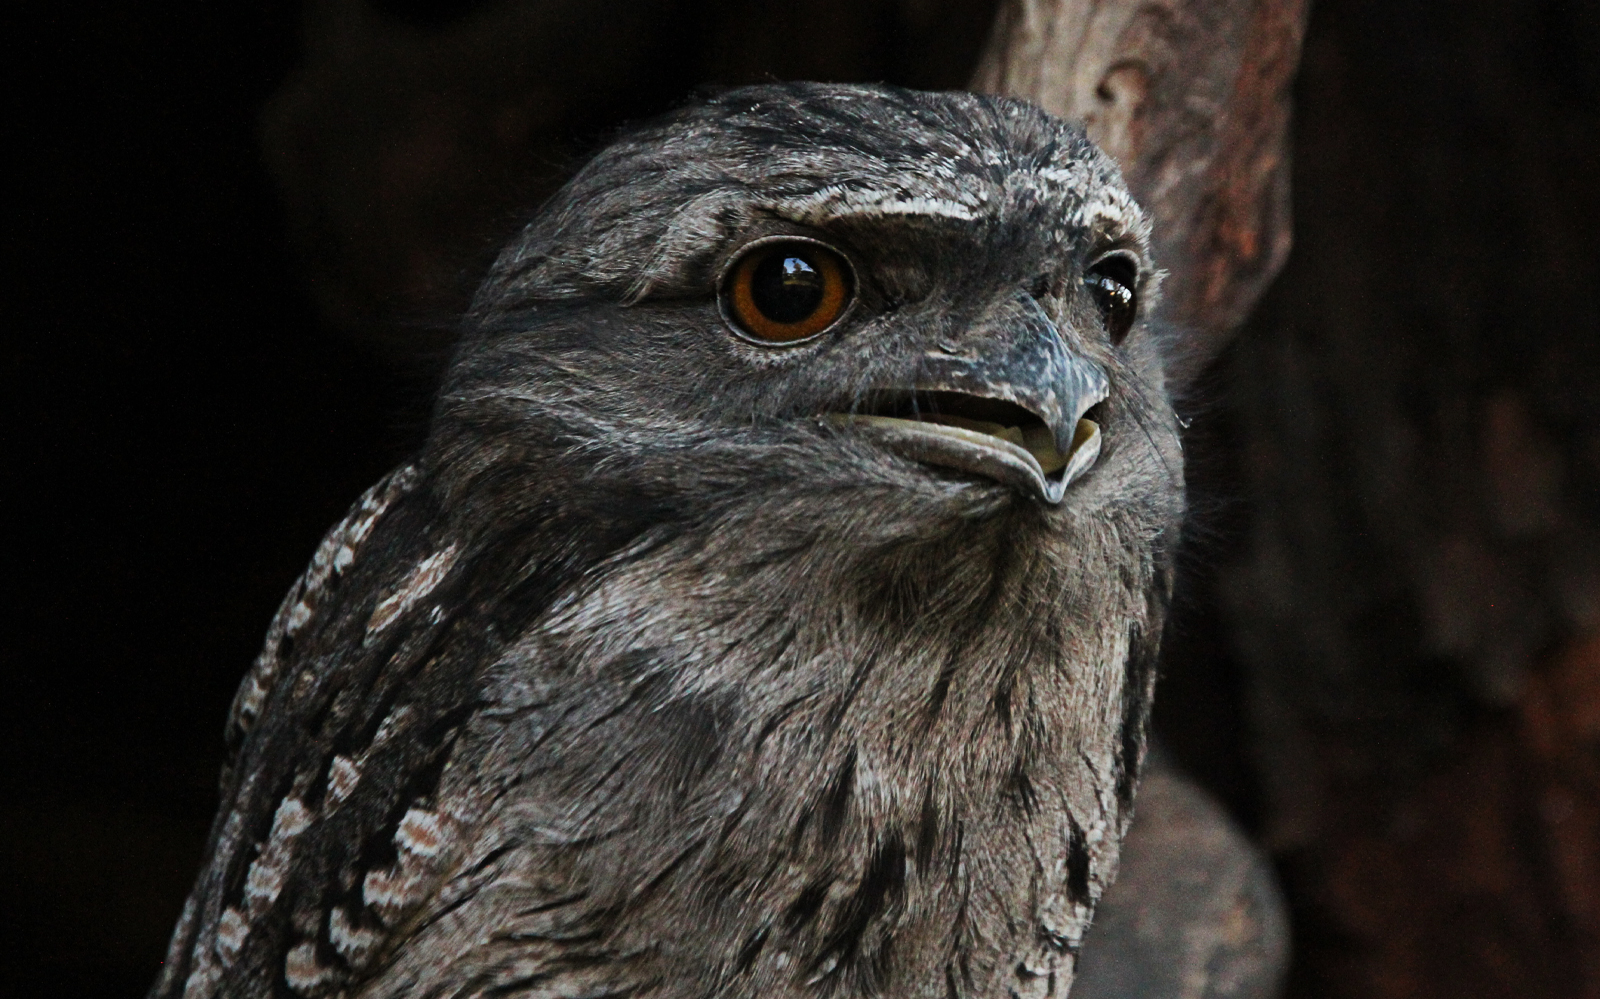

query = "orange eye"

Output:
[[722, 240, 852, 343]]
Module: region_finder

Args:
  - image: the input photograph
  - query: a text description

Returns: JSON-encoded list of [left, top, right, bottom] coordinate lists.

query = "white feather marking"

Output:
[[325, 755, 361, 805], [242, 798, 315, 915], [362, 865, 423, 925], [214, 906, 248, 965], [1079, 183, 1151, 242], [180, 957, 220, 999], [243, 854, 286, 913], [284, 599, 313, 637], [781, 184, 988, 224], [395, 807, 451, 859], [327, 906, 383, 966], [284, 940, 339, 994], [271, 797, 314, 839], [367, 543, 460, 635], [234, 672, 268, 726], [228, 464, 420, 737]]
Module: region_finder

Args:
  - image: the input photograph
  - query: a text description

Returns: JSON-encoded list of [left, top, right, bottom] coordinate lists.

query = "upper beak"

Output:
[[829, 293, 1109, 504]]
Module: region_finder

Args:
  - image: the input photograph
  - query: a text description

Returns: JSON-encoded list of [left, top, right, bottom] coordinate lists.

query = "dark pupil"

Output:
[[1089, 274, 1135, 339], [751, 251, 824, 324]]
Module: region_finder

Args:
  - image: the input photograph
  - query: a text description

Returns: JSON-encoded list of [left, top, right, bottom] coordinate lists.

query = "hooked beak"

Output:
[[828, 294, 1109, 504]]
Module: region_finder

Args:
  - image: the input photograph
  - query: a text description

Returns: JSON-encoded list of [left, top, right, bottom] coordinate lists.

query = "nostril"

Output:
[[1082, 401, 1107, 426]]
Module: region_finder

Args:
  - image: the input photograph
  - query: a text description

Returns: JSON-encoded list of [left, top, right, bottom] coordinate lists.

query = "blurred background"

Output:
[[9, 0, 1600, 995]]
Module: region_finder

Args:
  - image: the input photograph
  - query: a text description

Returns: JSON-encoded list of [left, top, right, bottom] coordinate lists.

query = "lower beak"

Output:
[[825, 293, 1109, 504], [831, 408, 1100, 504]]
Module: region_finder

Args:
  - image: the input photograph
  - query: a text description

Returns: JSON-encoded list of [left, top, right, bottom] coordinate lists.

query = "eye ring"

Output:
[[719, 237, 854, 345], [1085, 252, 1140, 345]]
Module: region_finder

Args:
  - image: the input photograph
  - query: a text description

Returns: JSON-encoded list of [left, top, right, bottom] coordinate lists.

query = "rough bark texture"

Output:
[[1218, 1, 1600, 996], [971, 0, 1307, 374], [1077, 750, 1290, 999]]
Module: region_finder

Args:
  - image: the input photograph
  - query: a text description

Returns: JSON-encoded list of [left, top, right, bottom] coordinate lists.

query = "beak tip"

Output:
[[1040, 419, 1102, 504]]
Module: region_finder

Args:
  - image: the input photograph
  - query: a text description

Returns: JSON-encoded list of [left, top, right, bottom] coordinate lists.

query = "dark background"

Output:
[[9, 1, 1600, 996], [12, 4, 416, 994]]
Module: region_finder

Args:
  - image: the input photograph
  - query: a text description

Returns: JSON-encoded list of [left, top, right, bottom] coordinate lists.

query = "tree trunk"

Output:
[[1216, 1, 1600, 995]]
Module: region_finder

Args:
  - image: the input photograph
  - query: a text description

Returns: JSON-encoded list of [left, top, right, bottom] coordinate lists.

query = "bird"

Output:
[[151, 82, 1185, 999]]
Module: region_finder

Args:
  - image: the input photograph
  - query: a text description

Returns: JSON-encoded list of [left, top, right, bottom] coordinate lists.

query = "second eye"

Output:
[[1084, 253, 1139, 345], [722, 240, 852, 344]]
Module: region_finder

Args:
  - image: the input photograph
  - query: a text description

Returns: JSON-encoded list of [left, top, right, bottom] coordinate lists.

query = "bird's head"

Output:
[[431, 83, 1181, 541]]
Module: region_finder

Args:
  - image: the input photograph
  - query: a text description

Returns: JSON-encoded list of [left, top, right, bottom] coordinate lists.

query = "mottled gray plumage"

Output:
[[153, 83, 1184, 999]]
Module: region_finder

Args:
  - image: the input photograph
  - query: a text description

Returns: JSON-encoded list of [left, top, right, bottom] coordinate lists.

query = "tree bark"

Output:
[[1215, 2, 1600, 995], [1076, 752, 1290, 999]]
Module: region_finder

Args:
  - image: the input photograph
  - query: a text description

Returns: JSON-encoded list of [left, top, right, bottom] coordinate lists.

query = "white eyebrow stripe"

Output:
[[1080, 184, 1152, 244], [775, 184, 993, 225], [770, 168, 1146, 234]]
